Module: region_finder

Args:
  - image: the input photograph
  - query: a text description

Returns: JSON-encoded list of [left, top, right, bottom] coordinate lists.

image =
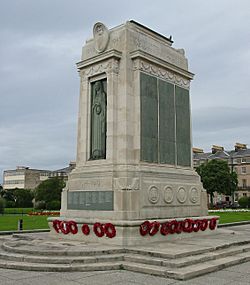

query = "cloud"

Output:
[[192, 107, 250, 151], [0, 0, 250, 183]]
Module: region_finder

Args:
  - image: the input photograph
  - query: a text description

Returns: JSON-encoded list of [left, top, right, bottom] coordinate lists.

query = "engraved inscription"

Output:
[[67, 191, 113, 210], [82, 180, 101, 189], [133, 34, 160, 55]]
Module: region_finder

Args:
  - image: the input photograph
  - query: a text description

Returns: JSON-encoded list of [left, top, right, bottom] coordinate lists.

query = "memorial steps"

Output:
[[0, 231, 249, 280]]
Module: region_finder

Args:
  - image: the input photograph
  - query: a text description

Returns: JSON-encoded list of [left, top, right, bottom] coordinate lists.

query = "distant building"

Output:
[[2, 162, 76, 190], [193, 143, 250, 204], [50, 161, 76, 180]]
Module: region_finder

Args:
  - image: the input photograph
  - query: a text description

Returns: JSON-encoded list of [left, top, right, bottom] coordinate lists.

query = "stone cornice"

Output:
[[131, 50, 194, 89], [76, 49, 122, 70]]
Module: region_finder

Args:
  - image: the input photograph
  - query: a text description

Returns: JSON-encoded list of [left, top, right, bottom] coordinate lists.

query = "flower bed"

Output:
[[28, 211, 60, 216], [209, 209, 250, 213]]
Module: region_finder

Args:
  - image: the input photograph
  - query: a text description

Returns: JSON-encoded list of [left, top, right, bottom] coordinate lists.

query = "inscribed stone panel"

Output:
[[67, 191, 113, 210]]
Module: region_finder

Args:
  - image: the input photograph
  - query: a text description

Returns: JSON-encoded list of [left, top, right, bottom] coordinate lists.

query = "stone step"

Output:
[[126, 246, 212, 259], [165, 252, 250, 280], [0, 260, 122, 272], [124, 244, 250, 268], [0, 244, 249, 279], [126, 239, 250, 260], [122, 262, 167, 277], [123, 251, 250, 280], [0, 251, 124, 264], [1, 242, 125, 257]]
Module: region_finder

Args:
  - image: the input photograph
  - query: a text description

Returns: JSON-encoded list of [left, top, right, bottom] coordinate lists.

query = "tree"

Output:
[[34, 177, 65, 210], [196, 159, 237, 206], [14, 189, 34, 208], [0, 197, 5, 214], [0, 188, 34, 208]]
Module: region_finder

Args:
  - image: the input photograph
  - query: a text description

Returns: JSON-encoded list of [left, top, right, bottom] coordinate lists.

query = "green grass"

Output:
[[3, 208, 34, 215], [0, 215, 50, 231], [209, 211, 250, 224], [1, 210, 249, 231]]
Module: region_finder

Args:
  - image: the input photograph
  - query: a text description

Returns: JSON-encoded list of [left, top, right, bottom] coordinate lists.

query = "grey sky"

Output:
[[0, 0, 250, 182]]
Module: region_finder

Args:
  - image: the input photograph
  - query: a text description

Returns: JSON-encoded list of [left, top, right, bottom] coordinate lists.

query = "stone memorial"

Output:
[[49, 21, 217, 245]]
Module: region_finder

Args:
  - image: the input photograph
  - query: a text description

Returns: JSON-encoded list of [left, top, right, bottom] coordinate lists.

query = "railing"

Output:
[[238, 186, 250, 191]]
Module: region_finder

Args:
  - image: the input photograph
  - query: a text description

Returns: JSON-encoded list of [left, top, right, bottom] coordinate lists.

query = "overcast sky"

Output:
[[0, 0, 250, 182]]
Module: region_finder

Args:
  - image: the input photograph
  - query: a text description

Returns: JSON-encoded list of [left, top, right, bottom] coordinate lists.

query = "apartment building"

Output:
[[193, 143, 250, 203]]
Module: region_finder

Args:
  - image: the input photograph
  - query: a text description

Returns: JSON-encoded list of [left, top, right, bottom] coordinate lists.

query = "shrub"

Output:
[[46, 200, 61, 210], [0, 198, 5, 214], [5, 200, 15, 208], [34, 201, 46, 210], [238, 196, 249, 208]]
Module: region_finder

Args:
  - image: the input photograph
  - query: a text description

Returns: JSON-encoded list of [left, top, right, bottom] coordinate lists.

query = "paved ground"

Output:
[[0, 262, 249, 285], [0, 225, 249, 284]]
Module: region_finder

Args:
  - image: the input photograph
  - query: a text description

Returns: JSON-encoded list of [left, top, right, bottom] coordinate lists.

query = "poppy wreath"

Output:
[[168, 220, 179, 234], [104, 223, 116, 238], [81, 224, 90, 235], [182, 218, 193, 233], [192, 219, 201, 232], [59, 221, 70, 234], [139, 220, 152, 236], [93, 222, 105, 237], [200, 219, 208, 231], [175, 221, 183, 234], [52, 219, 61, 233], [149, 221, 160, 236], [160, 222, 169, 236], [68, 221, 78, 234], [209, 218, 217, 230]]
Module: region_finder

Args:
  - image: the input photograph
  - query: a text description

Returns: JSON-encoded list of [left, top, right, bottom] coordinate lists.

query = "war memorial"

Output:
[[0, 21, 249, 280], [50, 20, 214, 246]]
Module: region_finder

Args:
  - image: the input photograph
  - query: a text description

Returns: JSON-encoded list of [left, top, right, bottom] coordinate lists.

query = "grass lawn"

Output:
[[0, 215, 50, 231], [1, 211, 249, 231], [209, 211, 250, 224], [3, 208, 34, 215]]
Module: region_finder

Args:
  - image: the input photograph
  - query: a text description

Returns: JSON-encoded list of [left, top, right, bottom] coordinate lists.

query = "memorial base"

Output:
[[48, 216, 219, 246]]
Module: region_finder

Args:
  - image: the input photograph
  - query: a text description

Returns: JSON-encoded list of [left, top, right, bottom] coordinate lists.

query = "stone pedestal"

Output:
[[49, 21, 213, 246]]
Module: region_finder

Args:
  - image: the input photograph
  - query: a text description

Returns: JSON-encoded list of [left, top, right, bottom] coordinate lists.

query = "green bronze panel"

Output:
[[140, 73, 158, 163], [159, 80, 175, 164], [175, 86, 191, 166], [90, 79, 107, 160], [67, 191, 113, 210]]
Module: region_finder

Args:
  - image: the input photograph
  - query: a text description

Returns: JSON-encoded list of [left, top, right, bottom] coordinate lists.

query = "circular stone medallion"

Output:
[[190, 188, 199, 203], [177, 187, 187, 204], [93, 22, 110, 53], [148, 186, 160, 204], [163, 186, 174, 204]]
